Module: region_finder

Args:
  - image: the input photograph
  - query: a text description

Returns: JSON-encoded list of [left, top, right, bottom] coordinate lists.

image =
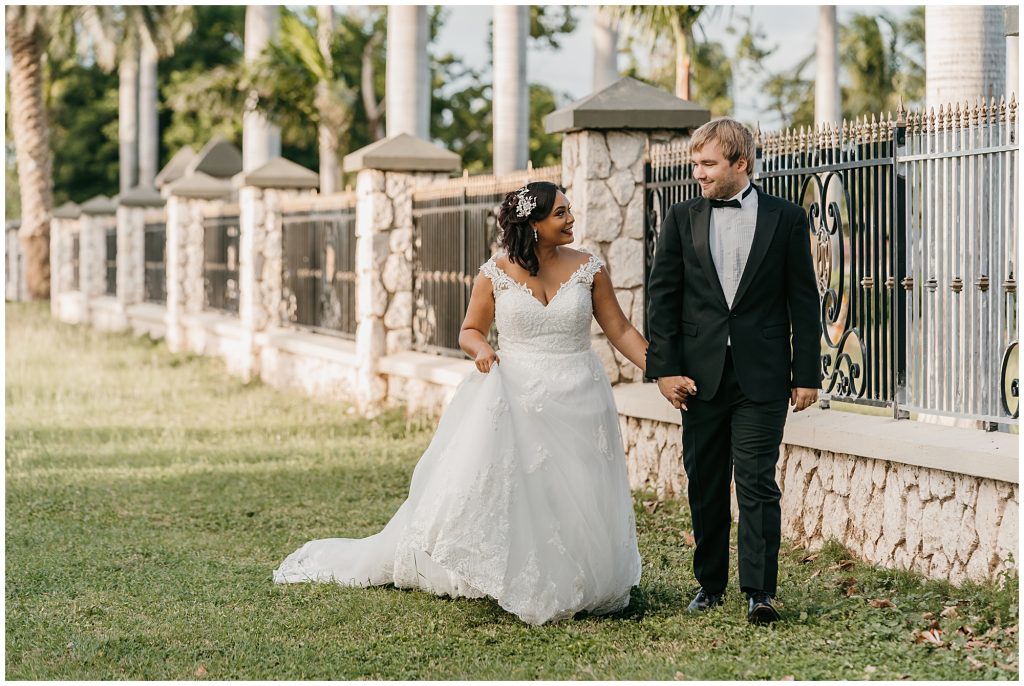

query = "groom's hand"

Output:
[[791, 387, 818, 412], [657, 376, 697, 411]]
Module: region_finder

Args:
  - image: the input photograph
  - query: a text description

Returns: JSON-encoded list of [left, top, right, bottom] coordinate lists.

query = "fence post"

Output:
[[77, 195, 118, 324], [117, 186, 164, 311], [893, 107, 911, 420], [544, 76, 710, 385], [162, 177, 234, 352], [236, 156, 319, 382], [343, 133, 461, 415], [49, 203, 81, 320], [6, 220, 24, 301]]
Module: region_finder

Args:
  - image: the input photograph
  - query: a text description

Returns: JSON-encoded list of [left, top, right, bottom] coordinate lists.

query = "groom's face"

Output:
[[691, 140, 749, 200]]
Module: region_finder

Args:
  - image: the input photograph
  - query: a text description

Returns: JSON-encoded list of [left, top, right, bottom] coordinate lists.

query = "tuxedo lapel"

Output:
[[732, 189, 781, 308], [689, 199, 729, 309]]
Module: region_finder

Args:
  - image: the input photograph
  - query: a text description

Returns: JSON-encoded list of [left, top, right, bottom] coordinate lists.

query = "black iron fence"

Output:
[[281, 199, 357, 338], [144, 221, 167, 304], [105, 225, 117, 296], [71, 234, 80, 291], [643, 99, 1019, 428], [202, 209, 240, 315], [411, 166, 560, 356]]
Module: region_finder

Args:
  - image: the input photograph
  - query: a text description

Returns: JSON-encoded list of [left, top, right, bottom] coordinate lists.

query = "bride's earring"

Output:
[[533, 227, 539, 242]]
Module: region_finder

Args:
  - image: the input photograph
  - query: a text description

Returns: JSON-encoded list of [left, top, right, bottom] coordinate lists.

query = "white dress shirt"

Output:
[[709, 183, 758, 345]]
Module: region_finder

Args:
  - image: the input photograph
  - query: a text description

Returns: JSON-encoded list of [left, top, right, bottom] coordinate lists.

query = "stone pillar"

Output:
[[235, 156, 319, 380], [49, 202, 81, 315], [343, 134, 461, 415], [116, 186, 164, 308], [78, 195, 118, 301], [545, 77, 710, 384], [163, 173, 234, 352]]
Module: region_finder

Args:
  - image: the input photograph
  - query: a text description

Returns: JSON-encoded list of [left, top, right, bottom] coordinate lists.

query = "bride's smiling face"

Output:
[[531, 191, 575, 245]]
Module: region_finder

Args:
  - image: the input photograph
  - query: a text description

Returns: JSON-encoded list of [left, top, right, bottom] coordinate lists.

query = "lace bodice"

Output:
[[479, 252, 605, 355]]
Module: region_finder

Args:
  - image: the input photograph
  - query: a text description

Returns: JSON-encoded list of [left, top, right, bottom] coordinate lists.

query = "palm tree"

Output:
[[317, 5, 338, 194], [5, 6, 79, 299], [386, 5, 429, 138], [244, 5, 282, 171], [492, 5, 529, 175], [925, 6, 1006, 108], [592, 7, 620, 92], [604, 5, 706, 100], [815, 6, 840, 128], [78, 6, 192, 191], [247, 9, 356, 189]]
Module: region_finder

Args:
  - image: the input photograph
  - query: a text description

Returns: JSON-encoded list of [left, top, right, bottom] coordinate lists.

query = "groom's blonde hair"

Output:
[[689, 118, 755, 178]]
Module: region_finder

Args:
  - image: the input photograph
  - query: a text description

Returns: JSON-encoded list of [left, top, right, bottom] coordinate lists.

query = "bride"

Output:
[[273, 181, 692, 625]]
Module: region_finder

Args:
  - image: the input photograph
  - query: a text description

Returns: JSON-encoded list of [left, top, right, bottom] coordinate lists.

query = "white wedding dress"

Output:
[[273, 252, 642, 625]]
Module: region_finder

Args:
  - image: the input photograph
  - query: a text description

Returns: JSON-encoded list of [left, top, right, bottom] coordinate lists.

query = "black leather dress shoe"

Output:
[[686, 588, 724, 613], [747, 591, 781, 624]]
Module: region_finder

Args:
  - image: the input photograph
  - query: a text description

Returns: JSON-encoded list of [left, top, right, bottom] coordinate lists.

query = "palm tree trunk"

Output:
[[138, 30, 159, 188], [925, 6, 1006, 108], [493, 5, 529, 175], [119, 43, 140, 194], [386, 5, 429, 138], [6, 7, 52, 299], [362, 30, 385, 141], [592, 7, 619, 92], [815, 6, 841, 128], [244, 5, 282, 171], [317, 5, 338, 194], [669, 14, 690, 100]]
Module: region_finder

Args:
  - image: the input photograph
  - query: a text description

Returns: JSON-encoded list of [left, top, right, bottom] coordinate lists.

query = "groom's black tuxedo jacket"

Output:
[[645, 186, 821, 403]]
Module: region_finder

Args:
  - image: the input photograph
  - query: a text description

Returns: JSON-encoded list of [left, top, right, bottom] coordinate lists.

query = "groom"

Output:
[[645, 118, 820, 624]]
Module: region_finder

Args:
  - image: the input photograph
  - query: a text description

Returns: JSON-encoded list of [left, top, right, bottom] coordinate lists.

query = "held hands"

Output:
[[475, 345, 500, 374], [791, 387, 818, 412], [657, 376, 698, 411]]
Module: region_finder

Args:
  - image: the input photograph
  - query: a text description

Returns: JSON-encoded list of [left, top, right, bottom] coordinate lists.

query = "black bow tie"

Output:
[[708, 185, 753, 209]]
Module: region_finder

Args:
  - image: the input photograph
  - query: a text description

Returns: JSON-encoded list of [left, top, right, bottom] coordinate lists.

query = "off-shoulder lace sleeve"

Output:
[[575, 253, 606, 286], [479, 256, 515, 292]]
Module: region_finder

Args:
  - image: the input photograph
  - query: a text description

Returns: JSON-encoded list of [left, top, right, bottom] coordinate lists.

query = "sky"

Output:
[[433, 4, 918, 130]]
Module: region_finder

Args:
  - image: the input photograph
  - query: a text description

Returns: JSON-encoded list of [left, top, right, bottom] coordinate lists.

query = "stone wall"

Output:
[[7, 228, 26, 301], [239, 186, 314, 380], [619, 414, 1019, 585], [562, 129, 688, 385], [780, 447, 1018, 586], [79, 213, 113, 298], [354, 168, 450, 414], [165, 196, 219, 352], [257, 335, 359, 405], [49, 218, 79, 306], [115, 206, 147, 306], [384, 373, 461, 419]]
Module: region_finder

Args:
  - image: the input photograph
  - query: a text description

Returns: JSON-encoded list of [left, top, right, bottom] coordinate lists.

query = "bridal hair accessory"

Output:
[[515, 187, 536, 218]]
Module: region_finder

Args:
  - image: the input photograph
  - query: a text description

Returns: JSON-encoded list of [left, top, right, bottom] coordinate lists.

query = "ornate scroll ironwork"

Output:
[[1001, 340, 1019, 418], [801, 172, 869, 400]]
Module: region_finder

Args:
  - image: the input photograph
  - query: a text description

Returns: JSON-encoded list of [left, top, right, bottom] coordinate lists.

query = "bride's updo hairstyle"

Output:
[[497, 181, 561, 277]]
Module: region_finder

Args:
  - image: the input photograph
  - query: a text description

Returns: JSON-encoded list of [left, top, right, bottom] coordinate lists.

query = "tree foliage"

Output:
[[742, 8, 925, 130]]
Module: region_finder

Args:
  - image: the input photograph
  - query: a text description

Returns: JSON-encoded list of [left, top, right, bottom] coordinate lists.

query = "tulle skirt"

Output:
[[273, 348, 642, 625]]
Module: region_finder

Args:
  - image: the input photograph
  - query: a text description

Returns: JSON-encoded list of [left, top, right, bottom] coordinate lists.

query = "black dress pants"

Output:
[[681, 347, 789, 596]]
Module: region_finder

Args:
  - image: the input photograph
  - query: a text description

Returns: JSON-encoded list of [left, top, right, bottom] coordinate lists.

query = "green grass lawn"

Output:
[[5, 302, 1019, 680]]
